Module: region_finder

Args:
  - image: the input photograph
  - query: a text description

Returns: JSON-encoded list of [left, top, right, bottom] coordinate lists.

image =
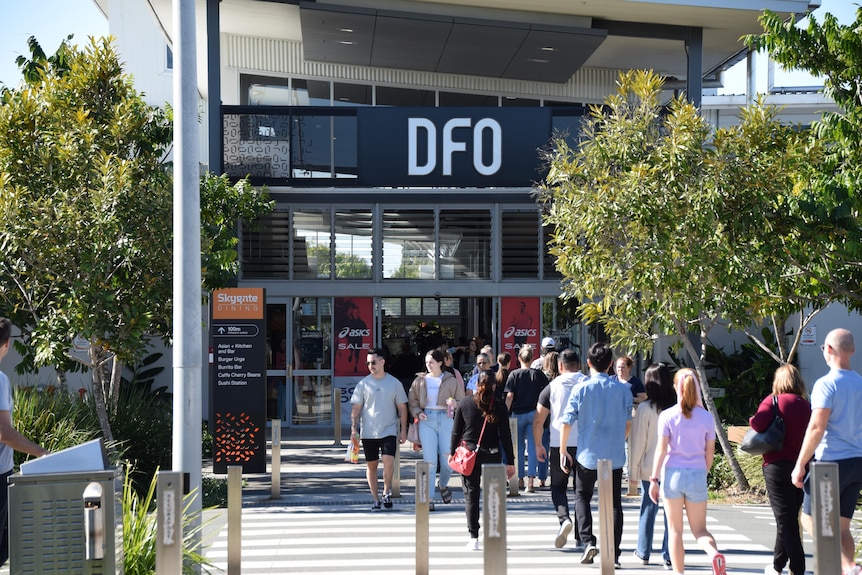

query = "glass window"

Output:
[[405, 298, 422, 315], [382, 209, 435, 279], [501, 210, 540, 278], [241, 210, 289, 279], [439, 210, 491, 279], [543, 223, 562, 280], [293, 209, 331, 279], [502, 97, 540, 107], [334, 82, 372, 106], [439, 92, 499, 107], [333, 210, 372, 278], [376, 86, 435, 107], [439, 298, 460, 316], [380, 298, 402, 317], [291, 79, 331, 106]]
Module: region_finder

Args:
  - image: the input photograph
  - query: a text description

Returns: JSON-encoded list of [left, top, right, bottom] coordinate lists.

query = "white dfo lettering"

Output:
[[407, 117, 503, 177]]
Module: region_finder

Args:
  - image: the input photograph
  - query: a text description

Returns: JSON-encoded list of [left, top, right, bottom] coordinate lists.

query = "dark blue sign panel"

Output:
[[357, 107, 551, 187]]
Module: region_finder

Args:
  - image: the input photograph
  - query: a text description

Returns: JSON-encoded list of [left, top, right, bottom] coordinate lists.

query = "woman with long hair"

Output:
[[409, 348, 465, 509], [649, 368, 727, 575], [536, 350, 560, 487], [631, 363, 677, 568], [450, 370, 515, 550], [750, 364, 811, 575]]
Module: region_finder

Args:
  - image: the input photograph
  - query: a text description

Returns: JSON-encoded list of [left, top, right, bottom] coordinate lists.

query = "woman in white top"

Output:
[[630, 363, 676, 567], [409, 348, 465, 509]]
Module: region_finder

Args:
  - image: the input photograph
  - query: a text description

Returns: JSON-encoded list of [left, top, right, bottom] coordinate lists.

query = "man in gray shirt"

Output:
[[350, 348, 408, 511]]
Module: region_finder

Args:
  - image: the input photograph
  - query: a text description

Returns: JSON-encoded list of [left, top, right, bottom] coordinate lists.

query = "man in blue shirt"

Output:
[[559, 342, 632, 566]]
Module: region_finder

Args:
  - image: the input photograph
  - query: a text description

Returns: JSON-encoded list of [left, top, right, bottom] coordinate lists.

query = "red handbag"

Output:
[[448, 416, 488, 476]]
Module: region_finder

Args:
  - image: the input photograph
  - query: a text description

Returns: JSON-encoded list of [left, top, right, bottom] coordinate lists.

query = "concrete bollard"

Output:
[[156, 471, 183, 575], [508, 417, 519, 497], [597, 459, 615, 575], [415, 461, 431, 575], [483, 464, 508, 575], [810, 462, 841, 575], [271, 419, 281, 500], [227, 465, 242, 575]]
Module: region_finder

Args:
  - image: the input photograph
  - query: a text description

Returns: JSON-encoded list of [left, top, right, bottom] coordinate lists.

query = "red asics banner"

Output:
[[334, 297, 374, 376], [500, 297, 540, 364]]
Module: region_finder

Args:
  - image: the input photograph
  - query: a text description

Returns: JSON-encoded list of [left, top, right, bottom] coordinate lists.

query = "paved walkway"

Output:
[[198, 440, 810, 575]]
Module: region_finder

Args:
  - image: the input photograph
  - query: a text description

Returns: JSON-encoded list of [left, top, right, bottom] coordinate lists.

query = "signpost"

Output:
[[211, 288, 267, 473]]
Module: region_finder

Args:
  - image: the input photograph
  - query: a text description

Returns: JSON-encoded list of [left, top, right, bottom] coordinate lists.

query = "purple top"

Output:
[[657, 404, 715, 470]]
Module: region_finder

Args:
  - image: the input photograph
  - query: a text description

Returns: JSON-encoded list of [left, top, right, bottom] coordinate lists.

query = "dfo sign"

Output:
[[358, 107, 551, 187]]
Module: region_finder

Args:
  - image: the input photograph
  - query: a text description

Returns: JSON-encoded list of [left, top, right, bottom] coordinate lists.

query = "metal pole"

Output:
[[156, 471, 183, 575], [508, 417, 518, 497], [482, 464, 507, 575], [332, 391, 342, 446], [172, 0, 202, 554], [597, 459, 615, 574], [811, 462, 842, 575], [227, 466, 242, 575], [271, 420, 281, 500], [415, 461, 431, 575], [393, 433, 401, 498]]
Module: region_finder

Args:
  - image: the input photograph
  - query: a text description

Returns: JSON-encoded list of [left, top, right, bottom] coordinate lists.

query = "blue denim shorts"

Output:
[[661, 467, 708, 503]]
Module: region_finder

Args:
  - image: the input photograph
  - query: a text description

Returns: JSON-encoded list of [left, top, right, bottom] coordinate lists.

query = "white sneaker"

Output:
[[466, 538, 480, 551], [555, 519, 573, 548], [764, 565, 781, 575], [581, 544, 598, 564]]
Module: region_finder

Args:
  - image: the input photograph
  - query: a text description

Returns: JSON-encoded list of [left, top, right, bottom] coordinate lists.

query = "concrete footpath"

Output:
[[197, 440, 809, 575]]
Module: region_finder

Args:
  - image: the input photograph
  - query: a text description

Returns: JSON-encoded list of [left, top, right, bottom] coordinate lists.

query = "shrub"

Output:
[[122, 464, 213, 575], [202, 475, 228, 508]]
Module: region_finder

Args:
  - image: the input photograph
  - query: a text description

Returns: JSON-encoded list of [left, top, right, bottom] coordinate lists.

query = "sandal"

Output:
[[440, 486, 452, 504]]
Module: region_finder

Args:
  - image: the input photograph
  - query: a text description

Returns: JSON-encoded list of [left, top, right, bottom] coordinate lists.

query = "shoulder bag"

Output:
[[740, 395, 785, 455], [448, 414, 488, 476]]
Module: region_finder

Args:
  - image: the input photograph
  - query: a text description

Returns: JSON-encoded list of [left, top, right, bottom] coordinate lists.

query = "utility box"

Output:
[[8, 467, 123, 575]]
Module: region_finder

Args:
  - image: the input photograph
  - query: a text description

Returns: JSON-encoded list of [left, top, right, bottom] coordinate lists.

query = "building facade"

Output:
[[94, 0, 833, 436]]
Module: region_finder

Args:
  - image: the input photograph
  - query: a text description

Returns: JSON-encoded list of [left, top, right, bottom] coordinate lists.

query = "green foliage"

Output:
[[746, 9, 862, 308], [307, 245, 372, 279], [110, 384, 173, 495], [11, 386, 100, 468], [707, 452, 736, 492], [122, 464, 213, 575], [202, 420, 214, 458], [121, 352, 166, 392], [201, 476, 228, 508], [200, 172, 275, 290]]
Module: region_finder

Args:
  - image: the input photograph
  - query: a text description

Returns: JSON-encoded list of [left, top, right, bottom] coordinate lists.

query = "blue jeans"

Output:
[[537, 426, 550, 482], [418, 409, 454, 500], [636, 480, 669, 562], [515, 410, 537, 479]]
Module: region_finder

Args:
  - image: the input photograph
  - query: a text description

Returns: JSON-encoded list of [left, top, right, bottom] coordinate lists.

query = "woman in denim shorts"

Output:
[[648, 368, 727, 575]]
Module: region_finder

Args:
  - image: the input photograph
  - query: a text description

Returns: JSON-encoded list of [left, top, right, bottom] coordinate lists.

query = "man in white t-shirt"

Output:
[[534, 349, 587, 549], [792, 328, 862, 575], [350, 348, 408, 511], [0, 318, 49, 565]]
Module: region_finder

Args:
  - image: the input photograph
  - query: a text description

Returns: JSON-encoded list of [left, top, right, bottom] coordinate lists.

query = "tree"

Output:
[[0, 37, 174, 444], [745, 8, 862, 307], [0, 38, 275, 445], [200, 172, 274, 290], [538, 70, 819, 489]]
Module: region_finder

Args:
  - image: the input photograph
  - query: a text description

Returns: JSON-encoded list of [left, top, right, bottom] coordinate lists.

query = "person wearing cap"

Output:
[[531, 337, 557, 369]]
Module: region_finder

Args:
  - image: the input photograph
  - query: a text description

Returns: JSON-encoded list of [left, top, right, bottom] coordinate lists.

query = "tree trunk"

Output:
[[680, 329, 750, 491], [89, 344, 115, 445], [109, 356, 123, 416]]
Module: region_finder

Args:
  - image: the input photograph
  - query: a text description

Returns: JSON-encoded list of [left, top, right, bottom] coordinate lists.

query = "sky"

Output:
[[0, 0, 108, 88], [0, 0, 857, 90]]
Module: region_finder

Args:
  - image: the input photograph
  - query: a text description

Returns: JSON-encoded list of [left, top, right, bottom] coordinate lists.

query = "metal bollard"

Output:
[[483, 464, 508, 575], [415, 461, 431, 575], [811, 462, 841, 575], [227, 466, 242, 575], [156, 471, 183, 575], [271, 419, 281, 500], [508, 417, 519, 497], [393, 434, 402, 498], [597, 459, 615, 574], [332, 392, 343, 446]]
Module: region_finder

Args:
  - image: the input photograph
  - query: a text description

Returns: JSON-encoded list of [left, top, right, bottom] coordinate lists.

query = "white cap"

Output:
[[541, 337, 556, 349]]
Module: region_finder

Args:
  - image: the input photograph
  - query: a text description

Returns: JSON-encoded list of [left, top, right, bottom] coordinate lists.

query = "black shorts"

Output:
[[361, 436, 397, 462]]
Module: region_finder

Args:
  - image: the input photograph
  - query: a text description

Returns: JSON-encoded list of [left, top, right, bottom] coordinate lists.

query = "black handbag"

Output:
[[740, 395, 785, 455]]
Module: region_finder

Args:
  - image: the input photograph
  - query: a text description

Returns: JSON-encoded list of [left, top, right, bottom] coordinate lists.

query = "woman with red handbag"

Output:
[[449, 369, 515, 550]]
